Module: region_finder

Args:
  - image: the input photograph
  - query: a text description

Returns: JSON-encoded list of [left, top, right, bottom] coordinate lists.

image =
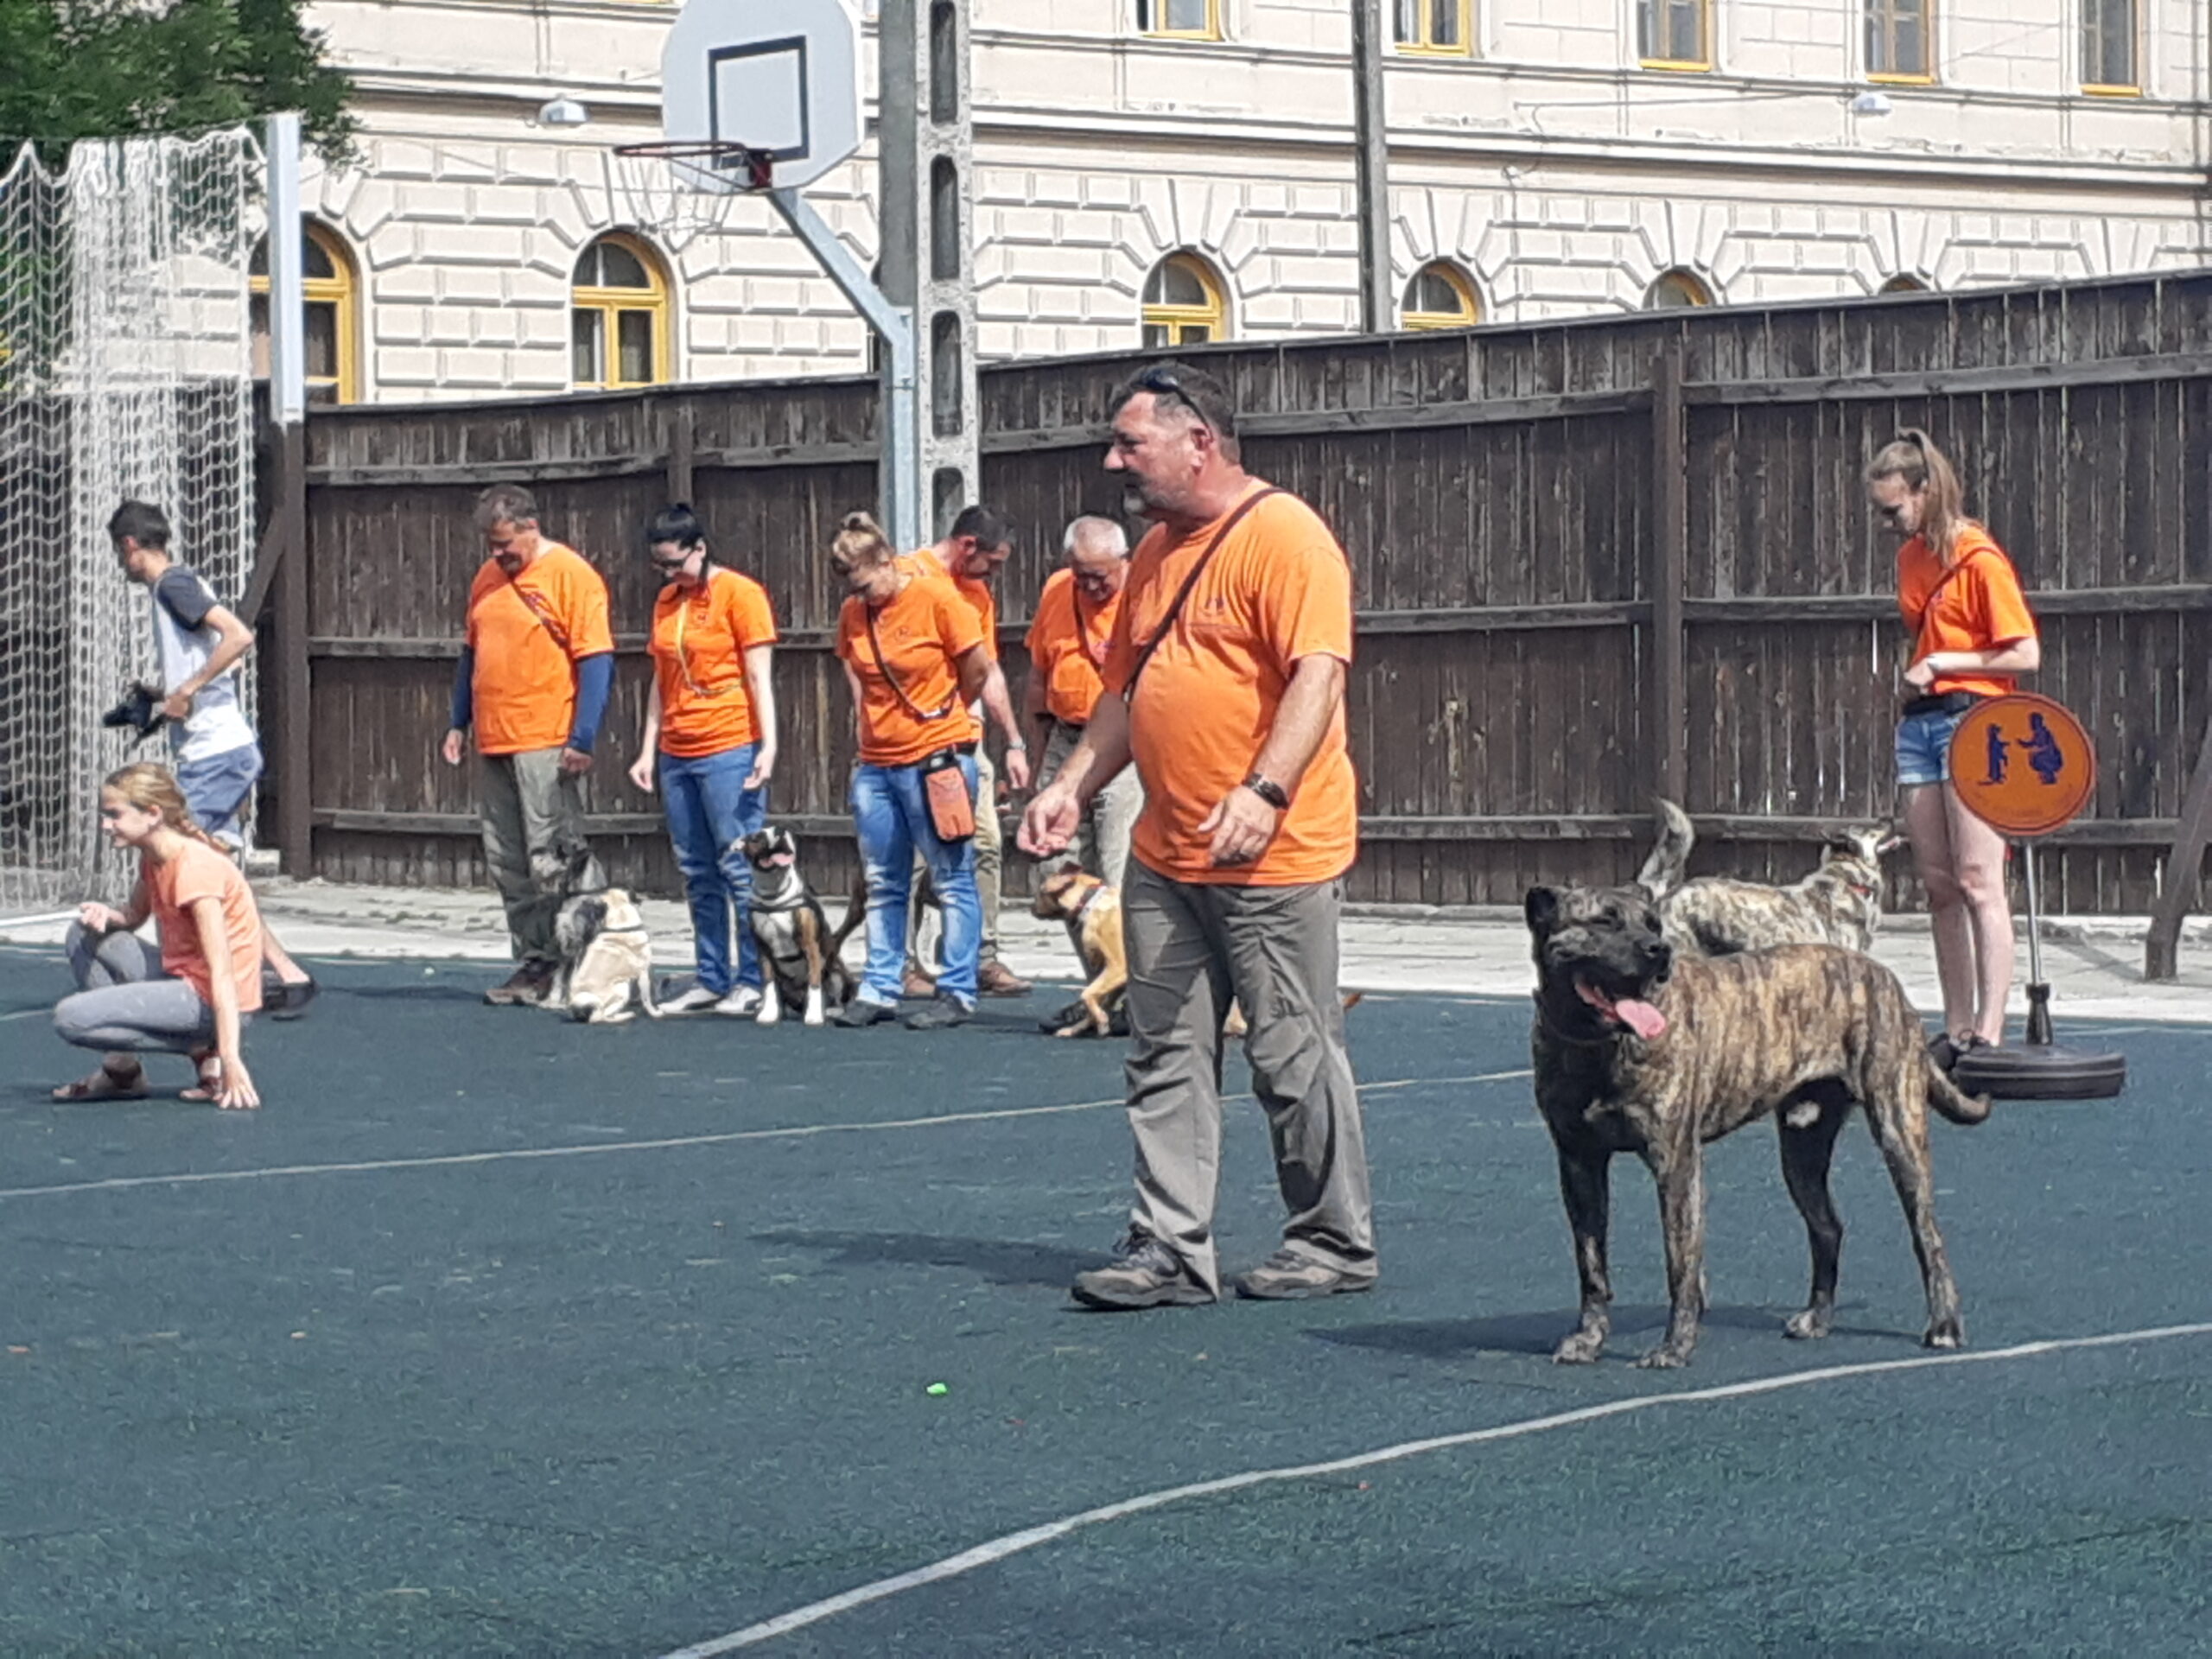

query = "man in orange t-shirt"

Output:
[[439, 485, 616, 1005], [1022, 515, 1144, 890], [898, 505, 1034, 998], [1020, 363, 1375, 1312]]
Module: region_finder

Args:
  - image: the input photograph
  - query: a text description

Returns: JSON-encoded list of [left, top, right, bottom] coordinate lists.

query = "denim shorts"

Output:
[[175, 741, 264, 847], [1895, 707, 1972, 789]]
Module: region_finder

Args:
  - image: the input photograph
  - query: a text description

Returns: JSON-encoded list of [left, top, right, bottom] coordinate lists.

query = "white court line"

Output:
[[0, 1070, 1529, 1204], [661, 1319, 2212, 1657]]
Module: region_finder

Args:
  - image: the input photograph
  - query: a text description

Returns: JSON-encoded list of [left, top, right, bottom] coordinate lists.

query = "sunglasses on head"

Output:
[[1132, 366, 1211, 430]]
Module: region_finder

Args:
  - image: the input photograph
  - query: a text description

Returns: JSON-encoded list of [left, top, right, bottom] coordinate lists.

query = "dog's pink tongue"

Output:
[[1613, 998, 1669, 1039]]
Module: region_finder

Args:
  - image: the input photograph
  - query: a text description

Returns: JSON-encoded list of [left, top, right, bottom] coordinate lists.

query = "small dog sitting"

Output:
[[741, 827, 866, 1027], [1635, 798, 1902, 957], [550, 886, 661, 1025], [1032, 863, 1128, 1038], [1525, 880, 1988, 1369]]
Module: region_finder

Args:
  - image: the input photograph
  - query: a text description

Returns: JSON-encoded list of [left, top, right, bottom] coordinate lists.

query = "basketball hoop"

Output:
[[613, 138, 775, 194]]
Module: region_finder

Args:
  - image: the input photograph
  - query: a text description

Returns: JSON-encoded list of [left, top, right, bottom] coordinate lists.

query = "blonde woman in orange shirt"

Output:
[[1866, 430, 2041, 1065], [51, 763, 264, 1109]]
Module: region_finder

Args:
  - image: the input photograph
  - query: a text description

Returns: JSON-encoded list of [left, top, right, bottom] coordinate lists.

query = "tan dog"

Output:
[[549, 887, 661, 1026], [1031, 863, 1127, 1038], [1030, 863, 1361, 1040]]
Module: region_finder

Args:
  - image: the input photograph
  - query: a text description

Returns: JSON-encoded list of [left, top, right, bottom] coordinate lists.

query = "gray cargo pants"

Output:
[[480, 747, 599, 966], [1118, 859, 1376, 1298]]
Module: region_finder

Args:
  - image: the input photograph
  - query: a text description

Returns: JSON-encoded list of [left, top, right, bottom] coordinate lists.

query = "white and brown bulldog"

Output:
[[742, 827, 865, 1027]]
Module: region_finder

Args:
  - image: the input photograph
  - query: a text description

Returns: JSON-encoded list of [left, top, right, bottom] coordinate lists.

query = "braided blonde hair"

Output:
[[104, 762, 224, 850]]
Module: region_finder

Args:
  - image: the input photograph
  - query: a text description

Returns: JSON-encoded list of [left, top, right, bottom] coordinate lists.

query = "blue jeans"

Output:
[[659, 743, 767, 995], [175, 741, 264, 849], [853, 757, 981, 1008], [1895, 706, 1974, 788]]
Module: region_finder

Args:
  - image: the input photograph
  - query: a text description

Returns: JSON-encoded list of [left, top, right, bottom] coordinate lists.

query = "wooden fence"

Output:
[[269, 271, 2212, 912]]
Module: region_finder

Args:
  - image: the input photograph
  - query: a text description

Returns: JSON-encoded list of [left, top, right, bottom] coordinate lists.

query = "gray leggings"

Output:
[[54, 924, 222, 1054]]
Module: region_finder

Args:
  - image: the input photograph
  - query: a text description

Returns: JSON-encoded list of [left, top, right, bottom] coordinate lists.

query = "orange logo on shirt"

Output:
[[1949, 694, 2096, 837]]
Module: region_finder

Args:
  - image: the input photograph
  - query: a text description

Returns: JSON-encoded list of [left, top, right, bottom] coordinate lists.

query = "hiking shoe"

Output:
[[834, 996, 900, 1029], [900, 966, 938, 1000], [485, 962, 554, 1007], [662, 983, 724, 1016], [903, 992, 973, 1031], [978, 960, 1032, 998], [715, 987, 765, 1018], [1039, 998, 1089, 1034], [1233, 1249, 1377, 1302], [1071, 1235, 1214, 1311]]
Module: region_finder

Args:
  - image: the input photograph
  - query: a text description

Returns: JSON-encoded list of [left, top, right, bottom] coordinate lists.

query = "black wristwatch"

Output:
[[1242, 772, 1290, 810]]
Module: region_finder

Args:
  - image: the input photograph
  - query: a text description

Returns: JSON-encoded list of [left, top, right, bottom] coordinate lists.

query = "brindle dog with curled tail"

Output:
[[1526, 882, 1991, 1369]]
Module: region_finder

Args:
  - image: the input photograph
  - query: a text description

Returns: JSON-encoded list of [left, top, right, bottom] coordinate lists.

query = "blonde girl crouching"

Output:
[[51, 762, 267, 1109]]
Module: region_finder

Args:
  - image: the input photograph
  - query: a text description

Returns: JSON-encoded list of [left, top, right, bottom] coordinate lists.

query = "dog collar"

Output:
[[1071, 884, 1109, 922]]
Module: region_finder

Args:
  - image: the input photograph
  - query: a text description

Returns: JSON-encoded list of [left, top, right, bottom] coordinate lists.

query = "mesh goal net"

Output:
[[0, 127, 258, 918]]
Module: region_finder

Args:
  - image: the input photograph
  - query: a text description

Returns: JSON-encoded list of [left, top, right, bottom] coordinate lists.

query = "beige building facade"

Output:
[[291, 0, 2212, 402]]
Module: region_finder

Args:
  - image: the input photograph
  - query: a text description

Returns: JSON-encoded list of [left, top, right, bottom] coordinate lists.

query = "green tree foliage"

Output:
[[0, 0, 355, 163]]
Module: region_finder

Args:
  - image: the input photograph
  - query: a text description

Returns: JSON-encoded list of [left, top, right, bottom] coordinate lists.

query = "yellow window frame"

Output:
[[1866, 0, 1937, 85], [250, 219, 361, 405], [571, 232, 674, 391], [1138, 0, 1220, 41], [1645, 269, 1714, 309], [2081, 0, 2141, 94], [1402, 262, 1480, 331], [1639, 0, 1711, 71], [1141, 252, 1229, 347], [1396, 0, 1473, 57]]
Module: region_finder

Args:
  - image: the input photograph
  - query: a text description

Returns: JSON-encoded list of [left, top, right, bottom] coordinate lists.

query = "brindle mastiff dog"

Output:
[[1526, 882, 1991, 1369]]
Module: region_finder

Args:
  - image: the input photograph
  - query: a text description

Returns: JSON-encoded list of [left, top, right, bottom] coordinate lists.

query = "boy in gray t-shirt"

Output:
[[109, 500, 317, 1015]]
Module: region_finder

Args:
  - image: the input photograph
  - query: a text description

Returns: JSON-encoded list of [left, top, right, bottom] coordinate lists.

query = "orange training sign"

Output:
[[1948, 694, 2096, 837]]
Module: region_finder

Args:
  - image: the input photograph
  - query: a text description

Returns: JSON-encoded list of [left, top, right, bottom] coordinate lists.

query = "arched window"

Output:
[[1141, 252, 1227, 348], [1879, 273, 1931, 294], [1643, 269, 1714, 310], [571, 232, 672, 391], [250, 220, 360, 405], [1402, 261, 1480, 331]]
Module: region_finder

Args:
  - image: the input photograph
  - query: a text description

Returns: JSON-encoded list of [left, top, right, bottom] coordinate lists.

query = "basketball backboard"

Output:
[[660, 0, 862, 194]]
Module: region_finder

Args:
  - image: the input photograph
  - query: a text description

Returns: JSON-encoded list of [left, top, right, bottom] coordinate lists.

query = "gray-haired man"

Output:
[[1023, 514, 1145, 887]]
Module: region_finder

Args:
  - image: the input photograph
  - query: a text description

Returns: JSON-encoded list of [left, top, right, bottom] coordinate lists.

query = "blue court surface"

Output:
[[1, 943, 2207, 1656]]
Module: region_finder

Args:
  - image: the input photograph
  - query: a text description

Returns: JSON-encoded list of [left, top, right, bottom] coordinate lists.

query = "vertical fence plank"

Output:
[[1649, 345, 1688, 805]]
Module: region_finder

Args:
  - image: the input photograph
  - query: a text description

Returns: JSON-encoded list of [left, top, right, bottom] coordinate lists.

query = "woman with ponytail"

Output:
[[627, 504, 781, 1018], [50, 762, 265, 1108], [829, 511, 995, 1029], [1865, 429, 2041, 1065]]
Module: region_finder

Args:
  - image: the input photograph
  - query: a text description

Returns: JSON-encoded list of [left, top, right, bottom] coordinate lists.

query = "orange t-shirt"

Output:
[[465, 543, 616, 755], [1897, 524, 2037, 700], [145, 840, 264, 1013], [836, 572, 986, 766], [1026, 568, 1122, 726], [899, 550, 998, 662], [649, 568, 779, 758], [1101, 485, 1359, 887]]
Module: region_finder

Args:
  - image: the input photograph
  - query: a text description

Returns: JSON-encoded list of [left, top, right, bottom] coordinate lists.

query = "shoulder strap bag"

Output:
[[863, 593, 976, 842], [1122, 486, 1282, 700]]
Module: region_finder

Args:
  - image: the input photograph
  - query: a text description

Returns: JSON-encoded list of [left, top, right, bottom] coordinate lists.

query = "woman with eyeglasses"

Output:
[[1865, 430, 2040, 1067], [829, 510, 994, 1030], [627, 504, 780, 1017]]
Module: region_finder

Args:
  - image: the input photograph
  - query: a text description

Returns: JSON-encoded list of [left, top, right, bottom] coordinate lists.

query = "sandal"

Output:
[[52, 1061, 149, 1103], [179, 1053, 224, 1103], [265, 972, 319, 1021]]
